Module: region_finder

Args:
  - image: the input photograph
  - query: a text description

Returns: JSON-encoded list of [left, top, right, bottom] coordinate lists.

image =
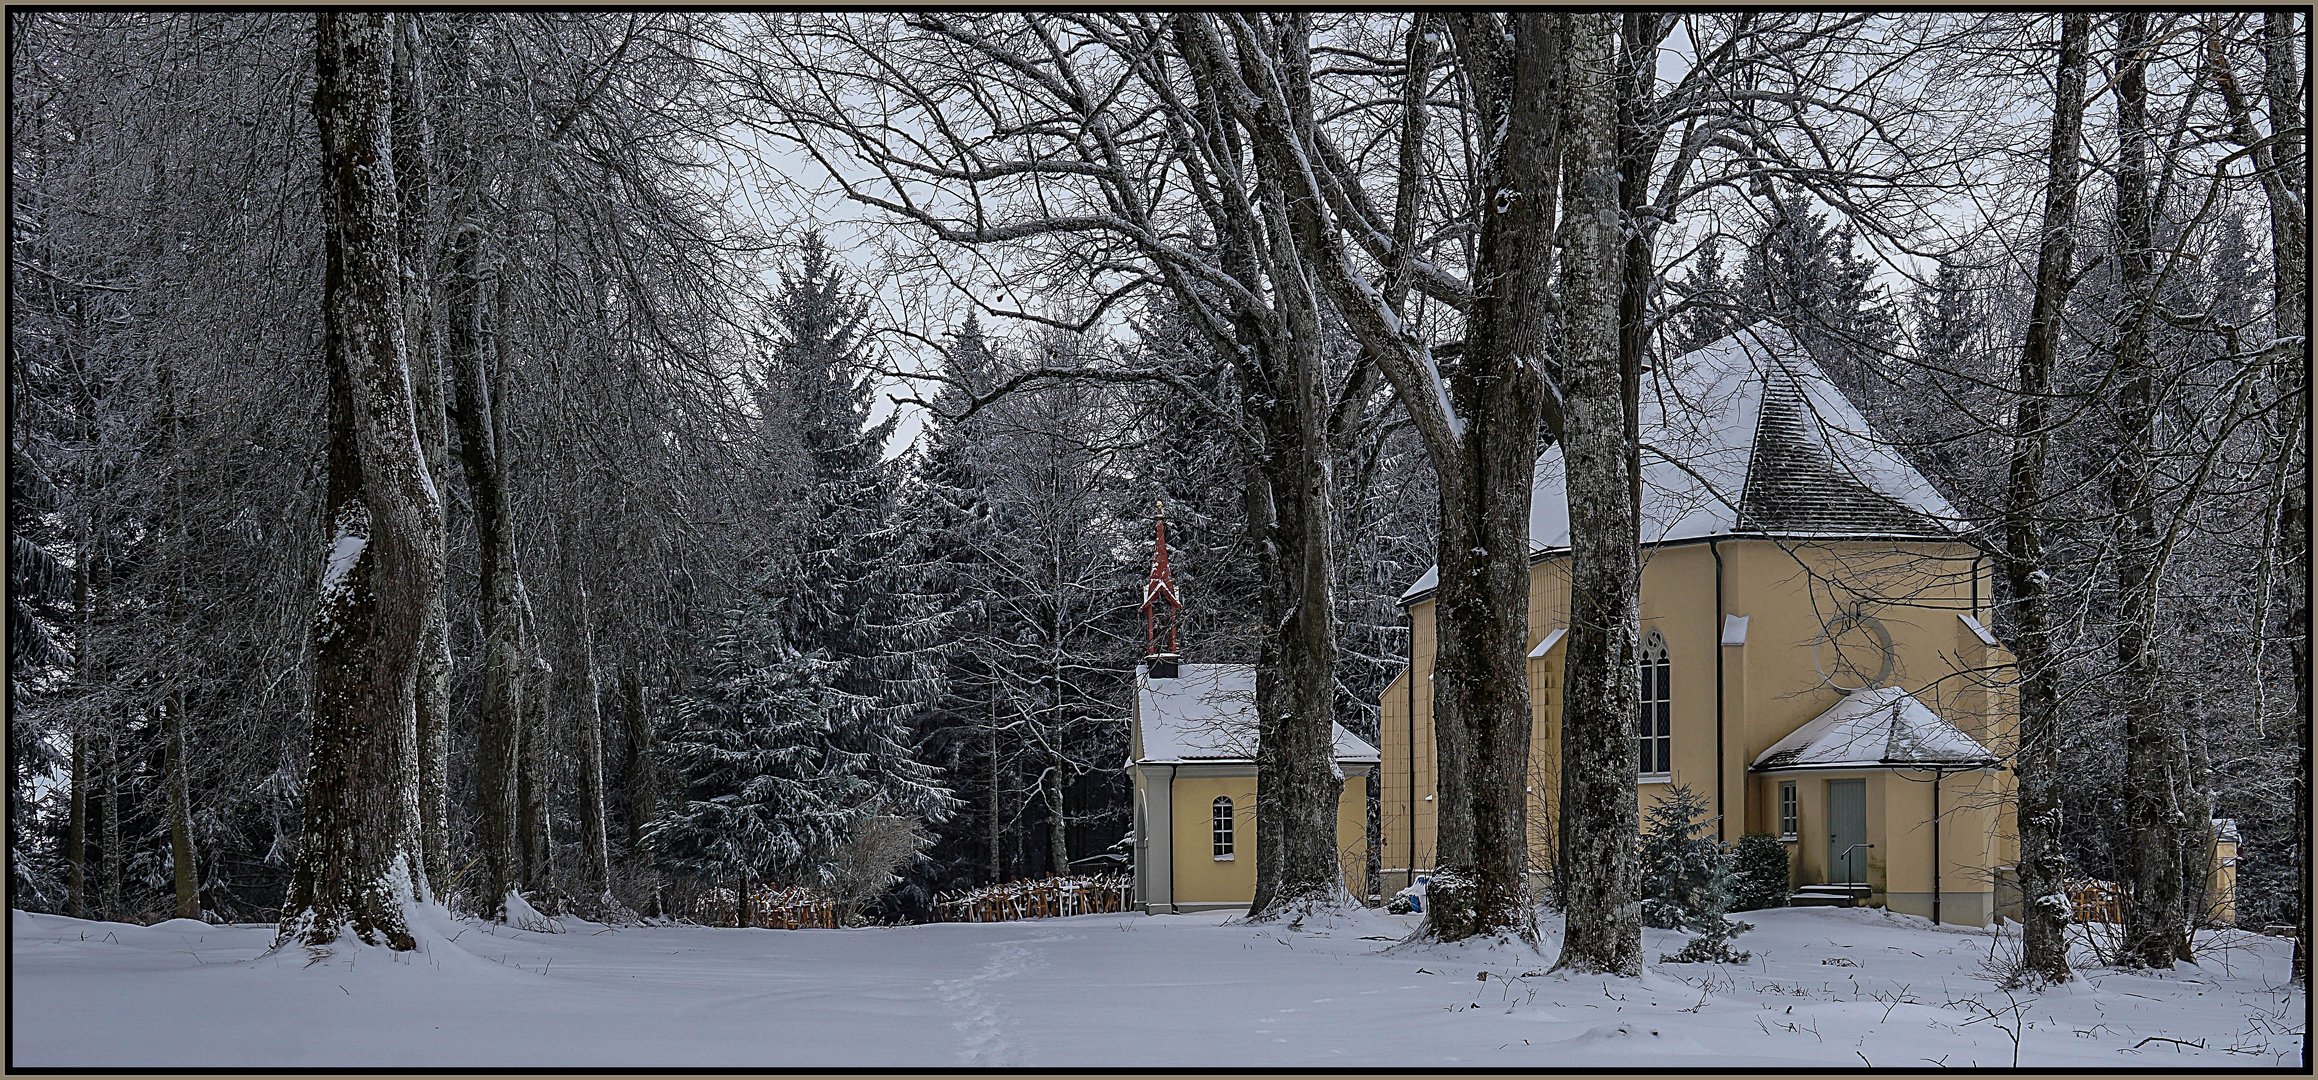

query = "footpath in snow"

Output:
[[9, 903, 2304, 1068]]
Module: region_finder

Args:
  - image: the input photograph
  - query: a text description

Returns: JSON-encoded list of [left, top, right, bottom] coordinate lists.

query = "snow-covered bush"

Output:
[[1731, 834, 1792, 911], [825, 814, 933, 922]]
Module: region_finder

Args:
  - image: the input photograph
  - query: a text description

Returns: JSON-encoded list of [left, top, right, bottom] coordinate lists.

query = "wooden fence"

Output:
[[932, 874, 1132, 923], [2066, 878, 2124, 925], [695, 884, 845, 930]]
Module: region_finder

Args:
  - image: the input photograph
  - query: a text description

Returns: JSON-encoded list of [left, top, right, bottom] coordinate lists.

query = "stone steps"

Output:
[[1789, 884, 1870, 908]]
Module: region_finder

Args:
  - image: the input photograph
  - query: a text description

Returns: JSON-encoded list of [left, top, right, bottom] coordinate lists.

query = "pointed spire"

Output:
[[1142, 500, 1182, 672]]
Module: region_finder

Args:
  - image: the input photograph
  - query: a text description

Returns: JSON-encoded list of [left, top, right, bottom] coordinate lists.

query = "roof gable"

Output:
[[1402, 324, 1961, 602]]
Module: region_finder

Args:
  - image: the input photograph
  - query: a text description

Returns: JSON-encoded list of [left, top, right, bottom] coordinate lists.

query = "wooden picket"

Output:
[[696, 884, 846, 930], [932, 873, 1132, 924]]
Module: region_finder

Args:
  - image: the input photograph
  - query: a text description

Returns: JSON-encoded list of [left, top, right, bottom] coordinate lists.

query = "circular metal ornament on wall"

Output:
[[1814, 612, 1895, 693]]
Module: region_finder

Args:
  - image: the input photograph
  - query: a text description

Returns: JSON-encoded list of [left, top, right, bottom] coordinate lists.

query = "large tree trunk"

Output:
[[2255, 10, 2309, 987], [2005, 10, 2088, 987], [392, 12, 453, 892], [1176, 13, 1349, 921], [1419, 13, 1564, 946], [1256, 185, 1350, 922], [519, 646, 555, 901], [1549, 11, 1642, 977], [2112, 11, 2188, 969], [277, 9, 443, 952], [446, 221, 523, 919], [1244, 366, 1346, 919]]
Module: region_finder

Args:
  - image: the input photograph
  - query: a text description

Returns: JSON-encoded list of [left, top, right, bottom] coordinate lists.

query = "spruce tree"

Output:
[[1637, 785, 1752, 963], [761, 233, 951, 853], [899, 317, 1005, 899], [1737, 186, 1898, 401], [645, 592, 852, 893]]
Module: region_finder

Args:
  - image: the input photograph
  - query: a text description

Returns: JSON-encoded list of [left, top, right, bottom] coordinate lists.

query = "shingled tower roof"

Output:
[[1403, 324, 1960, 602]]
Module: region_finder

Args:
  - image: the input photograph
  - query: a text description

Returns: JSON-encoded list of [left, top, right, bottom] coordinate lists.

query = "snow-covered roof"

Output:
[[1132, 663, 1380, 765], [1402, 324, 1962, 602], [1750, 685, 1997, 772], [2214, 818, 2241, 844]]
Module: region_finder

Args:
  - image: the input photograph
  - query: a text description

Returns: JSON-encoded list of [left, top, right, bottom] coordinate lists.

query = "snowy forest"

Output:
[[5, 9, 2308, 1051]]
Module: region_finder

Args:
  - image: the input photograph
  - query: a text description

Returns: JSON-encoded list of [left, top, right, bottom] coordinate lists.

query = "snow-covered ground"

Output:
[[10, 904, 2303, 1068]]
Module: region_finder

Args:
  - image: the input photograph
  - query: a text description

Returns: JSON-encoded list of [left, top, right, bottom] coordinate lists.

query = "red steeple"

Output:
[[1142, 501, 1182, 663]]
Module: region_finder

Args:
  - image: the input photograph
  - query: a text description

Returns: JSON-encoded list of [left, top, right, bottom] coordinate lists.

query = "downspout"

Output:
[[1406, 607, 1417, 886], [1166, 764, 1179, 912], [1931, 766, 1943, 926], [1712, 539, 1727, 843], [1971, 552, 1984, 624]]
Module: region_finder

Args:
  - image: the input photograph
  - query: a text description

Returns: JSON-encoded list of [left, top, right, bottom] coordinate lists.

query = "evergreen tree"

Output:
[[1736, 187, 1898, 402], [899, 317, 1006, 899], [1666, 238, 1744, 356], [650, 234, 951, 906], [763, 233, 952, 852], [1637, 784, 1752, 962], [645, 593, 852, 891]]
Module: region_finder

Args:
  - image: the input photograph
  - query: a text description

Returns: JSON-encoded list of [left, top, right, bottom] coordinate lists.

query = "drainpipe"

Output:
[[1407, 608, 1418, 888], [1164, 763, 1178, 913], [1970, 553, 1983, 624], [1711, 539, 1727, 842], [1931, 766, 1943, 926]]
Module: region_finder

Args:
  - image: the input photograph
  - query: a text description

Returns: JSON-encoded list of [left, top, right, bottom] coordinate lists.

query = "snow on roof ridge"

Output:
[[1400, 324, 1960, 604]]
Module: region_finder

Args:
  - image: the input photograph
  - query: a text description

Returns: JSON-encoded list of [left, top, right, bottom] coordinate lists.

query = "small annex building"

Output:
[[1126, 661, 1378, 913], [1122, 504, 1378, 914]]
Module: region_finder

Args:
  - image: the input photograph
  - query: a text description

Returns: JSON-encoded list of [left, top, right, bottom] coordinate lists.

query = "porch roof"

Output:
[[1751, 685, 1997, 772]]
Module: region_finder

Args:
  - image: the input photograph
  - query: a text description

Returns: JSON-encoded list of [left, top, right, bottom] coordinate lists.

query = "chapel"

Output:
[[1377, 324, 2020, 925], [1124, 508, 1379, 913]]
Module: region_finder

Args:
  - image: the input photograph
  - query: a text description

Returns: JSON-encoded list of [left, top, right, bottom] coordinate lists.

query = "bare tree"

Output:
[[2110, 10, 2191, 968], [277, 9, 443, 952], [1546, 12, 1641, 975], [2004, 11, 2089, 987]]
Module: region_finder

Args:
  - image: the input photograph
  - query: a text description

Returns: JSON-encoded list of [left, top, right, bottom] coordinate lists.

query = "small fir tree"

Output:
[[1637, 785, 1753, 963]]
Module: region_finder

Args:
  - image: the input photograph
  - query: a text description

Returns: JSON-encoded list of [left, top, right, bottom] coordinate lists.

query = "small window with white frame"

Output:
[[1778, 781, 1798, 839], [1212, 797, 1235, 860]]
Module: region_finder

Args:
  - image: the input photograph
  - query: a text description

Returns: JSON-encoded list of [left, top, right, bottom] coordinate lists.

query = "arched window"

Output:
[[1211, 797, 1236, 860], [1638, 630, 1671, 776]]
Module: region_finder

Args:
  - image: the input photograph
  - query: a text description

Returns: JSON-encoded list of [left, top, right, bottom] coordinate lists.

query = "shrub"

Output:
[[1732, 833, 1793, 911]]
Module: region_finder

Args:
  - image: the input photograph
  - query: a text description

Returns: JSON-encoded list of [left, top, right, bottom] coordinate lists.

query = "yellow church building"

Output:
[[1125, 326, 2236, 928], [1378, 326, 2020, 926]]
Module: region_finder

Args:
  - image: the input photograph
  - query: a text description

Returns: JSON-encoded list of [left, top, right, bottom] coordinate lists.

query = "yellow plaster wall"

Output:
[[1380, 537, 2016, 919], [1169, 769, 1372, 905]]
